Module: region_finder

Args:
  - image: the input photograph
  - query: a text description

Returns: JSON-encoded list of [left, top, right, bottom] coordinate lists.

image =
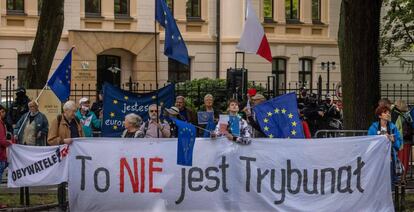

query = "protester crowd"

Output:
[[0, 87, 413, 210]]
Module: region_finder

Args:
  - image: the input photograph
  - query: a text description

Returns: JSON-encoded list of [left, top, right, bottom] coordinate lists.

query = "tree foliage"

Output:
[[381, 0, 414, 60]]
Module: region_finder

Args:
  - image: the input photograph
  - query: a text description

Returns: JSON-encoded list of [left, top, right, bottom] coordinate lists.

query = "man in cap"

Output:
[[244, 93, 267, 138], [75, 97, 101, 137], [6, 87, 30, 130], [164, 106, 181, 138]]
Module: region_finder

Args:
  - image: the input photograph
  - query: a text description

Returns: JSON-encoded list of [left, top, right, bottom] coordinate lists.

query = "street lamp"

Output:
[[321, 61, 336, 94]]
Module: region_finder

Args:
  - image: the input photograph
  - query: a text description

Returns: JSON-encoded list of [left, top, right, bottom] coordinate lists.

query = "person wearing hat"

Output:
[[164, 106, 181, 138], [6, 87, 30, 130], [243, 93, 267, 138], [75, 97, 102, 137]]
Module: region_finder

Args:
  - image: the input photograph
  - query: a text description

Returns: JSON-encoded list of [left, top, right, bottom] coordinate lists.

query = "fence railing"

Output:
[[2, 79, 414, 109]]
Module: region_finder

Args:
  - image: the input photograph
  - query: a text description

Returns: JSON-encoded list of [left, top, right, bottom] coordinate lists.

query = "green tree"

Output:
[[381, 0, 414, 76], [22, 0, 65, 89], [338, 0, 383, 130]]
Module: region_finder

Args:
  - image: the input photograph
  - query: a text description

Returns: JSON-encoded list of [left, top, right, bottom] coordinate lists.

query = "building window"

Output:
[[18, 54, 30, 87], [85, 0, 101, 17], [285, 0, 300, 22], [186, 0, 201, 20], [166, 0, 174, 15], [115, 0, 129, 18], [263, 0, 274, 22], [312, 0, 321, 23], [38, 0, 42, 15], [272, 58, 287, 91], [299, 58, 312, 89], [7, 0, 24, 14], [168, 58, 191, 83]]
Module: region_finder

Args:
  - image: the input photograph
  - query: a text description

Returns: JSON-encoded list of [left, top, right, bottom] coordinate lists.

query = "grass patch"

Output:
[[0, 194, 57, 207]]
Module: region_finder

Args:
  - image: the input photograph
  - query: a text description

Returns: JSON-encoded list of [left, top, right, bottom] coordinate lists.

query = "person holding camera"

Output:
[[368, 105, 402, 185]]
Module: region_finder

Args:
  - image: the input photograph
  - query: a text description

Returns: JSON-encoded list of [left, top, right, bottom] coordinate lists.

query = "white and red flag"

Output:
[[237, 0, 272, 62]]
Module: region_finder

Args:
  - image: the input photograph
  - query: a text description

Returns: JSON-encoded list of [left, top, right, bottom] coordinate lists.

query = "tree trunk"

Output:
[[23, 0, 65, 89], [338, 0, 383, 130]]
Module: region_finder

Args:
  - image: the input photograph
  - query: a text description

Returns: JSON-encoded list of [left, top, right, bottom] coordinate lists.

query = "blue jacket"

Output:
[[75, 110, 101, 137], [368, 121, 402, 162], [14, 112, 49, 146]]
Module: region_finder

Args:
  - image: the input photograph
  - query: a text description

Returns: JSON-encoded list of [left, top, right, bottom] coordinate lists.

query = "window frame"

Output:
[[272, 58, 287, 92], [263, 0, 274, 23], [166, 0, 174, 16], [168, 58, 191, 83], [7, 0, 25, 15], [186, 0, 202, 21], [114, 0, 130, 19], [311, 0, 322, 24], [298, 58, 313, 89], [285, 0, 300, 23], [85, 0, 102, 18], [17, 53, 31, 87]]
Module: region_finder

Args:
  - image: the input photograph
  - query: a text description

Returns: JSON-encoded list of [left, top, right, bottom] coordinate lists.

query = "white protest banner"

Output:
[[7, 144, 69, 187], [68, 136, 393, 211]]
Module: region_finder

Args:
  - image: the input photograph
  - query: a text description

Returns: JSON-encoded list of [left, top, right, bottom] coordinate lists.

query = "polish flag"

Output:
[[236, 0, 272, 62]]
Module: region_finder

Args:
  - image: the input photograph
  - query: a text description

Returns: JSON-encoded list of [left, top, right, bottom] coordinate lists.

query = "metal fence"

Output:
[[2, 75, 414, 110]]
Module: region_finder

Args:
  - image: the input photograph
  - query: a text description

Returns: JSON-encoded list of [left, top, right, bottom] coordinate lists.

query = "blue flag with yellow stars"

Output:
[[173, 118, 196, 166], [253, 92, 305, 138], [47, 47, 73, 102], [102, 83, 175, 137], [155, 0, 189, 65]]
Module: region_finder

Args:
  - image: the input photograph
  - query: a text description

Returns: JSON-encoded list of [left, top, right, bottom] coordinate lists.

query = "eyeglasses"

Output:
[[150, 110, 158, 113]]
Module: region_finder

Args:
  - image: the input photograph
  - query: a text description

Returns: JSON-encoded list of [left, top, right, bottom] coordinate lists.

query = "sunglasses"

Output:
[[150, 110, 158, 113]]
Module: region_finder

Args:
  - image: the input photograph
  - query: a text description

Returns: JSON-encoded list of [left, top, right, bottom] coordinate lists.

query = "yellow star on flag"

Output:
[[264, 126, 269, 131], [113, 126, 118, 130], [291, 130, 297, 135], [288, 113, 293, 119], [110, 112, 115, 118], [274, 108, 279, 113], [124, 96, 129, 100], [291, 121, 297, 127], [281, 108, 287, 114], [269, 134, 274, 138], [113, 100, 118, 104], [264, 118, 269, 123], [267, 112, 272, 117], [152, 95, 157, 99]]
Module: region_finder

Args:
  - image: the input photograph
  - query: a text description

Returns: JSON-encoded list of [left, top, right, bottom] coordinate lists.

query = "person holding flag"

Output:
[[212, 99, 252, 144], [141, 104, 171, 138]]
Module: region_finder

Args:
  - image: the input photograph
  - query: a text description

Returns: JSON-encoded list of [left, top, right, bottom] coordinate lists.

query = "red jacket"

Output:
[[0, 119, 11, 161]]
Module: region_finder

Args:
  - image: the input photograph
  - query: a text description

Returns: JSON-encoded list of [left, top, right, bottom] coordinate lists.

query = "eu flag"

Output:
[[102, 83, 175, 137], [155, 0, 189, 65], [47, 48, 73, 102], [253, 92, 305, 138], [173, 118, 196, 166]]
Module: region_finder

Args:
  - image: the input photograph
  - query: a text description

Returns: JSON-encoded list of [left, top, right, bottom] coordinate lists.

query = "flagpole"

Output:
[[154, 0, 160, 138]]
